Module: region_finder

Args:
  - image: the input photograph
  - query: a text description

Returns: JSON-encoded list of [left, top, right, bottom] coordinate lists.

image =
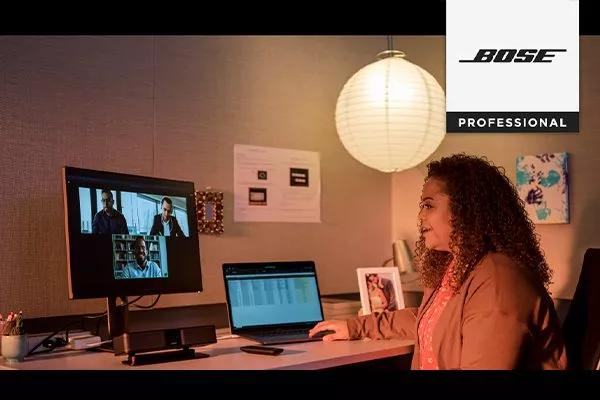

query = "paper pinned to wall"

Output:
[[234, 144, 321, 223]]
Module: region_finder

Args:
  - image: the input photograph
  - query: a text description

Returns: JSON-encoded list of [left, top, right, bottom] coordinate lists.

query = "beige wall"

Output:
[[0, 36, 406, 318], [1, 35, 593, 318], [392, 37, 600, 300]]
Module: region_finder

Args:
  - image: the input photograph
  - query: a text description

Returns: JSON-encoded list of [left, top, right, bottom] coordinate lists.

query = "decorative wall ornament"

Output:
[[516, 152, 569, 224], [195, 188, 224, 235]]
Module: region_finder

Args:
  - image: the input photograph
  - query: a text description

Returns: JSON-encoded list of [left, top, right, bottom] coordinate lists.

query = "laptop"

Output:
[[222, 261, 331, 345]]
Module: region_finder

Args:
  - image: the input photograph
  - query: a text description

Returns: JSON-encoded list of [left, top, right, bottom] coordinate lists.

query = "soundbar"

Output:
[[113, 325, 217, 366]]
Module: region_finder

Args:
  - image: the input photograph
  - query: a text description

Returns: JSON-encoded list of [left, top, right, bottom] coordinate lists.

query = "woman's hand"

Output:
[[308, 320, 350, 341]]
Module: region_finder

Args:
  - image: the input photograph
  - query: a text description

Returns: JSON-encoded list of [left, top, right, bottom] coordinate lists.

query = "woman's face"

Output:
[[419, 178, 452, 252]]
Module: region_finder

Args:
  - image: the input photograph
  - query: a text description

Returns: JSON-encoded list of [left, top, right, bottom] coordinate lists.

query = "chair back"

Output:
[[562, 248, 600, 370]]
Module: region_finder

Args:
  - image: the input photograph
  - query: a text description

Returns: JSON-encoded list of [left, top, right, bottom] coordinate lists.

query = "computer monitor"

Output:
[[62, 166, 202, 300]]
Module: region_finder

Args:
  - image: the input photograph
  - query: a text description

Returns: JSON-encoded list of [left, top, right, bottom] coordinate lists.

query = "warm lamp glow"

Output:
[[335, 51, 446, 173]]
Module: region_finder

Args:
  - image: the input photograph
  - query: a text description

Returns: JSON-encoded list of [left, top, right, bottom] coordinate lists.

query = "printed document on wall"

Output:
[[234, 144, 321, 223]]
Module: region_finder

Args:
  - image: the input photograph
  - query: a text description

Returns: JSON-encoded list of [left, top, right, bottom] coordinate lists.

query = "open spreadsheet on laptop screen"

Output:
[[223, 261, 324, 331]]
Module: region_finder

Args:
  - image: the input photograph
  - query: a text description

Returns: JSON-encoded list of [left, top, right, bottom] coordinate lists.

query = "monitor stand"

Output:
[[106, 296, 129, 340], [82, 297, 127, 354]]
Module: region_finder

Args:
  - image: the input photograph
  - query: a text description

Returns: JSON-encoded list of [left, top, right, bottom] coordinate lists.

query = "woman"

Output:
[[309, 154, 567, 370]]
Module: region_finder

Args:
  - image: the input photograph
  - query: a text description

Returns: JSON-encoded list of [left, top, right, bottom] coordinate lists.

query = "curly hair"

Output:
[[415, 154, 552, 294]]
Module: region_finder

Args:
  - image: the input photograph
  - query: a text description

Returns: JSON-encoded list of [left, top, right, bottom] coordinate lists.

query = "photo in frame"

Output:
[[356, 267, 404, 315]]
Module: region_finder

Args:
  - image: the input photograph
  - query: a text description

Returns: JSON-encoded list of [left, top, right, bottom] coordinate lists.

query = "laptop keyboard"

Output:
[[258, 329, 336, 338], [244, 329, 337, 345], [262, 328, 310, 337]]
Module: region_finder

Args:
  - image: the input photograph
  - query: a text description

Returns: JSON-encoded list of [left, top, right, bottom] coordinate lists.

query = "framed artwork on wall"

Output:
[[516, 152, 569, 224]]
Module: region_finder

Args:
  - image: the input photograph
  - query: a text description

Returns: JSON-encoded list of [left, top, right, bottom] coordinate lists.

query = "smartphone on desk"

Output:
[[240, 345, 284, 356]]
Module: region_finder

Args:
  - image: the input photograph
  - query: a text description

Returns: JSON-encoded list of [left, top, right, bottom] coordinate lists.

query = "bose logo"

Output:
[[460, 49, 567, 63]]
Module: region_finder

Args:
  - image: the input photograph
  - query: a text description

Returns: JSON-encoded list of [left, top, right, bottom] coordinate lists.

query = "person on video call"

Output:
[[149, 196, 185, 237], [91, 189, 129, 234], [309, 154, 567, 370], [122, 236, 162, 279]]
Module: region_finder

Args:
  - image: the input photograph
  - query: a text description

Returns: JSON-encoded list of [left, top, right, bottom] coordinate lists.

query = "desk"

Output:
[[1, 337, 414, 370]]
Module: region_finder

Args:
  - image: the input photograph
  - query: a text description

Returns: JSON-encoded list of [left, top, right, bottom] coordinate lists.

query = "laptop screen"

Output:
[[223, 261, 324, 330]]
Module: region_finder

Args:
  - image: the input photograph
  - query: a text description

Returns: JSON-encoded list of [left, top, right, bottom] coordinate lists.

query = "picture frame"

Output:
[[356, 267, 404, 315], [195, 189, 224, 235]]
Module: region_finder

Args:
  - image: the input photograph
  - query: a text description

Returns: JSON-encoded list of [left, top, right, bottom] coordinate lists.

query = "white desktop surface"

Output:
[[1, 337, 414, 370]]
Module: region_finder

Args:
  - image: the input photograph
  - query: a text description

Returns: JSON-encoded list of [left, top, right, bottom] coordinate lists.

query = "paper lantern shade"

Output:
[[335, 53, 446, 173]]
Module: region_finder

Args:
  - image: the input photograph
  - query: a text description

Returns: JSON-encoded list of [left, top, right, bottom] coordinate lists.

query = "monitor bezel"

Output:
[[63, 166, 202, 299]]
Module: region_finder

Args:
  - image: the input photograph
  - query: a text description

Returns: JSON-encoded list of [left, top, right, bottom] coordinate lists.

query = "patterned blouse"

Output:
[[417, 260, 456, 370]]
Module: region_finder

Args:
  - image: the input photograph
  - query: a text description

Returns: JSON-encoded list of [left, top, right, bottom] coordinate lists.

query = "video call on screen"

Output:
[[78, 187, 190, 281], [79, 188, 189, 236], [64, 166, 202, 299]]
